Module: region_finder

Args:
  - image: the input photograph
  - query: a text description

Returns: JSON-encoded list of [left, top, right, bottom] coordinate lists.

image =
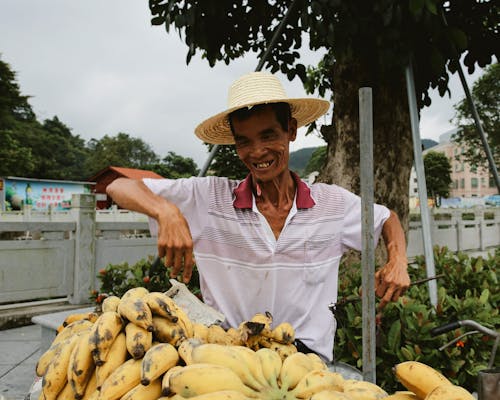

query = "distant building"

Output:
[[410, 129, 497, 201], [88, 166, 164, 209]]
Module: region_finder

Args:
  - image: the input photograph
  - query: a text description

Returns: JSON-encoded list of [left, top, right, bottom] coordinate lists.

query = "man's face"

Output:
[[232, 105, 297, 183]]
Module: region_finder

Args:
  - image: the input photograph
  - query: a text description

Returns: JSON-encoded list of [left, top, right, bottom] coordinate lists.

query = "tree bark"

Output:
[[317, 58, 414, 232]]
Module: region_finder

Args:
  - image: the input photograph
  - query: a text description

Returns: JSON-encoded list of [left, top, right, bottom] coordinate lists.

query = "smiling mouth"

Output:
[[253, 160, 274, 169]]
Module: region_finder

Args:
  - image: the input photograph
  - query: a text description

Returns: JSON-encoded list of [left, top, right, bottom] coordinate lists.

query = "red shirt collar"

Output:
[[233, 172, 315, 209]]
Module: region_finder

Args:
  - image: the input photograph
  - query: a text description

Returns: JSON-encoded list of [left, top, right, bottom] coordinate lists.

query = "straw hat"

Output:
[[195, 71, 330, 144]]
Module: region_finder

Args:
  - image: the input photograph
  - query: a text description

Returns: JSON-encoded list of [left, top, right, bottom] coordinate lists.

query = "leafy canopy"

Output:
[[452, 62, 499, 170], [149, 0, 499, 107]]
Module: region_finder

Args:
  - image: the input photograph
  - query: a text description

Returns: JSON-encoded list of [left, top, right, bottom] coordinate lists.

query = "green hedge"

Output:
[[333, 246, 499, 393]]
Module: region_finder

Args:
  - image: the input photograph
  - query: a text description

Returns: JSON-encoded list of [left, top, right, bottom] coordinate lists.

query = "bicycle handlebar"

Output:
[[430, 322, 461, 336], [431, 320, 499, 338]]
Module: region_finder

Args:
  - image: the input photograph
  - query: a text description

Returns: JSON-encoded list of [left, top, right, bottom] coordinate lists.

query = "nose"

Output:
[[247, 140, 268, 158]]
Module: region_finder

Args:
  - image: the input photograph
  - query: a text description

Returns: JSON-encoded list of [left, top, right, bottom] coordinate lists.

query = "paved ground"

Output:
[[0, 325, 40, 400]]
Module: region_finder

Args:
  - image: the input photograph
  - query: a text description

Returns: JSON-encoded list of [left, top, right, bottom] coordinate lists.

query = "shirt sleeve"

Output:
[[339, 186, 391, 252], [142, 177, 211, 238]]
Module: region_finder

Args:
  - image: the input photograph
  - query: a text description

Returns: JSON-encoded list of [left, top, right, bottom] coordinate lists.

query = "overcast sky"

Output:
[[0, 0, 486, 168]]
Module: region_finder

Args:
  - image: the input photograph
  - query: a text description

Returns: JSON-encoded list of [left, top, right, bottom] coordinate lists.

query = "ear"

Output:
[[288, 118, 298, 142]]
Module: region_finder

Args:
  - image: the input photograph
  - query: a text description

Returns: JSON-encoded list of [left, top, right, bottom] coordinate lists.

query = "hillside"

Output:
[[289, 147, 318, 175]]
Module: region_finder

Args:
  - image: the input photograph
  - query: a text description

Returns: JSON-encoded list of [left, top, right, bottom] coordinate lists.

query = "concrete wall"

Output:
[[0, 195, 498, 305]]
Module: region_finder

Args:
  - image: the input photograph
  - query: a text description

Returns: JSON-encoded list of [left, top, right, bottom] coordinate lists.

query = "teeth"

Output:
[[256, 161, 272, 168]]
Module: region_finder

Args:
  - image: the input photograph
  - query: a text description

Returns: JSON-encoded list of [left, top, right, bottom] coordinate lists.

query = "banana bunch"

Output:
[[41, 288, 478, 400], [163, 342, 354, 400], [35, 287, 191, 399]]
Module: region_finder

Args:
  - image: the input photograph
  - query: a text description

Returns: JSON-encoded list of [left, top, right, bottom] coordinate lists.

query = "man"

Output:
[[106, 71, 410, 361]]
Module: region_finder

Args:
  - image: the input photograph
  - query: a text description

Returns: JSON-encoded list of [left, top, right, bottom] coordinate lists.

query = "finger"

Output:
[[182, 252, 194, 283], [157, 244, 166, 259], [375, 278, 388, 298], [391, 288, 404, 303], [170, 250, 183, 278], [379, 287, 396, 310], [164, 248, 174, 268]]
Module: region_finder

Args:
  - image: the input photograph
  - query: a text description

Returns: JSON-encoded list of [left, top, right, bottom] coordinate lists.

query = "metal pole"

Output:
[[359, 87, 376, 383], [456, 65, 500, 193], [405, 62, 438, 307], [198, 0, 300, 177]]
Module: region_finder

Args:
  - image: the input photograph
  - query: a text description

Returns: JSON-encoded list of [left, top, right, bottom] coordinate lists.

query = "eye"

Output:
[[234, 136, 250, 148]]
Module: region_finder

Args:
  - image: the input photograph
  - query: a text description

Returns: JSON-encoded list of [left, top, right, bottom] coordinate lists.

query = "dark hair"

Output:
[[228, 102, 291, 134]]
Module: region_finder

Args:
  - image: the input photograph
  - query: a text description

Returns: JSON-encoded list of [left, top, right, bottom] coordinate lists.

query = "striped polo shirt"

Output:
[[143, 174, 390, 361]]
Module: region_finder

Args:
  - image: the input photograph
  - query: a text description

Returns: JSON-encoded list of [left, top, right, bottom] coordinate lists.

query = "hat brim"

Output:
[[195, 98, 330, 145]]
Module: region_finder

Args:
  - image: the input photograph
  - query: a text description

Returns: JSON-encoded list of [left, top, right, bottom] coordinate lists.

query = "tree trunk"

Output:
[[317, 58, 413, 232]]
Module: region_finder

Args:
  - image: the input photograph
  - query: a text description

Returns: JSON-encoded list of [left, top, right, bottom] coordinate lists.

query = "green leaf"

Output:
[[479, 288, 489, 304], [425, 0, 438, 15], [400, 346, 414, 361], [409, 0, 425, 15], [388, 320, 402, 353]]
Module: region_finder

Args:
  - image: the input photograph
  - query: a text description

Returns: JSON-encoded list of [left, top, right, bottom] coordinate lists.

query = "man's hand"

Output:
[[375, 255, 410, 309], [156, 204, 195, 284]]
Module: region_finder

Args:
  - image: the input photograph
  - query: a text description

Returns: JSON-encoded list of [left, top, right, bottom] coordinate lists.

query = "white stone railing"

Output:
[[0, 195, 498, 305]]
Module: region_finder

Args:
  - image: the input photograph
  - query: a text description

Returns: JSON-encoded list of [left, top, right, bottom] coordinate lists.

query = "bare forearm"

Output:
[[382, 210, 408, 264], [106, 178, 174, 220]]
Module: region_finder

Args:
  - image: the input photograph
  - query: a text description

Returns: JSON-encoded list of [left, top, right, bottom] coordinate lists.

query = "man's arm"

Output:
[[375, 210, 411, 308], [106, 178, 194, 282]]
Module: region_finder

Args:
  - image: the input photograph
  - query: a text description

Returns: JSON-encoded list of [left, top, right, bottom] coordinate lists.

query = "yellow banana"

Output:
[[384, 392, 418, 400], [83, 390, 99, 400], [191, 343, 265, 391], [81, 370, 97, 400], [310, 390, 353, 400], [37, 335, 81, 377], [161, 365, 184, 396], [121, 286, 149, 301], [248, 312, 273, 340], [41, 333, 81, 400], [98, 358, 142, 400], [168, 363, 259, 398], [88, 311, 124, 365], [55, 381, 74, 399], [206, 324, 234, 345], [125, 322, 152, 359], [256, 347, 282, 389], [267, 341, 297, 361], [278, 351, 317, 390], [140, 342, 179, 386], [177, 338, 203, 365], [95, 332, 127, 390], [230, 345, 271, 388], [144, 291, 179, 322], [290, 370, 345, 398], [393, 361, 452, 399], [101, 295, 121, 313], [52, 319, 94, 347], [238, 321, 265, 350], [226, 327, 243, 345], [117, 297, 154, 332], [306, 353, 328, 371], [152, 316, 186, 345], [343, 380, 388, 400], [172, 304, 194, 338], [67, 330, 95, 399], [175, 391, 254, 400], [425, 384, 474, 400], [120, 378, 162, 400], [270, 322, 295, 344], [192, 322, 209, 342]]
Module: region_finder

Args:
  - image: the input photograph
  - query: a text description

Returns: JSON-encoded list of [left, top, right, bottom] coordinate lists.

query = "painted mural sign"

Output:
[[1, 177, 92, 211]]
